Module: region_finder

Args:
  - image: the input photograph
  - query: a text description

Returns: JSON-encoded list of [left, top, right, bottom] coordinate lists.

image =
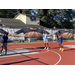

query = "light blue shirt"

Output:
[[44, 34, 48, 39]]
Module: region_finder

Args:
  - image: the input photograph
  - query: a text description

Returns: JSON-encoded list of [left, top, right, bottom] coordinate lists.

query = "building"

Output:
[[0, 13, 47, 41], [0, 13, 45, 28], [14, 13, 40, 25], [0, 13, 74, 41]]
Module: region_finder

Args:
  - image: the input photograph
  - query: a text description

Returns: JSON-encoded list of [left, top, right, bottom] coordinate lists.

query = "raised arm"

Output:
[[8, 33, 24, 37], [48, 34, 53, 37]]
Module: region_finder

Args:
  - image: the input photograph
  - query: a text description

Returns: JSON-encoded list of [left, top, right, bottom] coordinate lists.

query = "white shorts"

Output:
[[53, 37, 56, 40], [44, 39, 48, 43]]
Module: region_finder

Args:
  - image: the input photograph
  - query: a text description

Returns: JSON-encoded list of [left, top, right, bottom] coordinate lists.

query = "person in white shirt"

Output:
[[43, 29, 49, 50], [53, 33, 57, 42]]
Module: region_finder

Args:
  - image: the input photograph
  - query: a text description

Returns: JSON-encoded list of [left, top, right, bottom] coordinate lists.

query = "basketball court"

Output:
[[0, 41, 75, 65]]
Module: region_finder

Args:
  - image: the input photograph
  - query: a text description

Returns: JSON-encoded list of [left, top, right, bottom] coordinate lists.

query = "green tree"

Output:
[[73, 20, 75, 28], [0, 9, 32, 18], [22, 9, 31, 14], [37, 9, 74, 28], [0, 9, 9, 18]]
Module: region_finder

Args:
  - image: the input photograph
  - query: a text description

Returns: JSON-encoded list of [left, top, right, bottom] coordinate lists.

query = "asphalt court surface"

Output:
[[0, 48, 38, 58]]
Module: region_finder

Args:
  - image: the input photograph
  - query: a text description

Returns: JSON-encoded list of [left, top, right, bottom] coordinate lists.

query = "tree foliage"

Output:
[[0, 9, 75, 29], [0, 9, 31, 18], [37, 9, 75, 28]]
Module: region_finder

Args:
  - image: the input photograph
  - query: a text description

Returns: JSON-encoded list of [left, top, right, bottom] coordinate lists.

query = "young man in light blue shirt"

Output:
[[43, 29, 49, 50]]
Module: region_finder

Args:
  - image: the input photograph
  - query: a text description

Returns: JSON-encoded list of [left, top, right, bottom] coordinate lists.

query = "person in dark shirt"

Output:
[[0, 32, 8, 55], [57, 31, 64, 52]]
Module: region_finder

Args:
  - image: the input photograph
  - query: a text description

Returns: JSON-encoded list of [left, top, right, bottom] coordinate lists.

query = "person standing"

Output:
[[53, 33, 57, 42], [57, 31, 64, 52], [0, 32, 8, 55], [43, 29, 49, 50]]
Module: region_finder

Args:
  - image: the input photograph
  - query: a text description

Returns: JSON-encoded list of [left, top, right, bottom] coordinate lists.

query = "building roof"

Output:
[[14, 13, 41, 19], [0, 18, 46, 28]]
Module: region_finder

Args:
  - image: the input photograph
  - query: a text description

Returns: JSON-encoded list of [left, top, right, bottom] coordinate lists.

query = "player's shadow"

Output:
[[1, 55, 49, 65], [35, 47, 45, 49], [1, 58, 39, 65], [26, 47, 44, 50], [25, 47, 44, 52], [51, 47, 59, 49], [64, 48, 75, 51]]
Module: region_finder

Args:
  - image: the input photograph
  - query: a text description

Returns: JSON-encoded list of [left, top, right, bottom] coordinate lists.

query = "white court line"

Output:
[[37, 49, 49, 54], [0, 46, 61, 65], [50, 50, 61, 65], [37, 49, 61, 65]]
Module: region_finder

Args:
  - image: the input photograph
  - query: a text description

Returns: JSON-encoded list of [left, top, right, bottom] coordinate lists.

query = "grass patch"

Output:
[[63, 40, 75, 42], [0, 40, 75, 44], [7, 40, 53, 44]]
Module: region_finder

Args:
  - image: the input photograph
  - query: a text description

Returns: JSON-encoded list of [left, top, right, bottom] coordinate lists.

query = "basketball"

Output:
[[37, 21, 39, 24], [59, 35, 61, 38], [24, 32, 43, 38]]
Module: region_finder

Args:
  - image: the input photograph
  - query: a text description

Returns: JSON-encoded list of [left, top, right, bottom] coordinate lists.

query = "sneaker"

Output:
[[61, 49, 64, 52], [47, 47, 49, 50], [44, 47, 46, 49], [59, 48, 62, 51]]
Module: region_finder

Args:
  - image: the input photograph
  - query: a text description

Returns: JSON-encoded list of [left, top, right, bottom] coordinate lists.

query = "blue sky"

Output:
[[32, 9, 75, 20], [72, 9, 75, 20], [32, 9, 75, 15], [72, 9, 75, 10]]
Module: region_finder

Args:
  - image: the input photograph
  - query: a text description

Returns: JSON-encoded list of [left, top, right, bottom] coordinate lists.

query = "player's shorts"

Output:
[[2, 43, 7, 48], [53, 37, 57, 40], [58, 39, 62, 43], [44, 39, 48, 43]]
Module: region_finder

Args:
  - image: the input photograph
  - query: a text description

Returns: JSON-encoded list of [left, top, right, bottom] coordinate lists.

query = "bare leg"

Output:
[[47, 43, 49, 48], [47, 43, 49, 50], [59, 43, 64, 51], [59, 43, 63, 48], [45, 43, 46, 47], [5, 47, 7, 53], [1, 47, 3, 52], [44, 43, 47, 49], [5, 47, 7, 55]]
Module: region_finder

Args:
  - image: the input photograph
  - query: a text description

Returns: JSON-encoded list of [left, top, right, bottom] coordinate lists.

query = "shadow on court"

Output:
[[64, 48, 75, 51], [26, 47, 44, 49], [51, 47, 59, 49], [1, 55, 49, 65], [26, 47, 51, 50], [2, 57, 39, 65]]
